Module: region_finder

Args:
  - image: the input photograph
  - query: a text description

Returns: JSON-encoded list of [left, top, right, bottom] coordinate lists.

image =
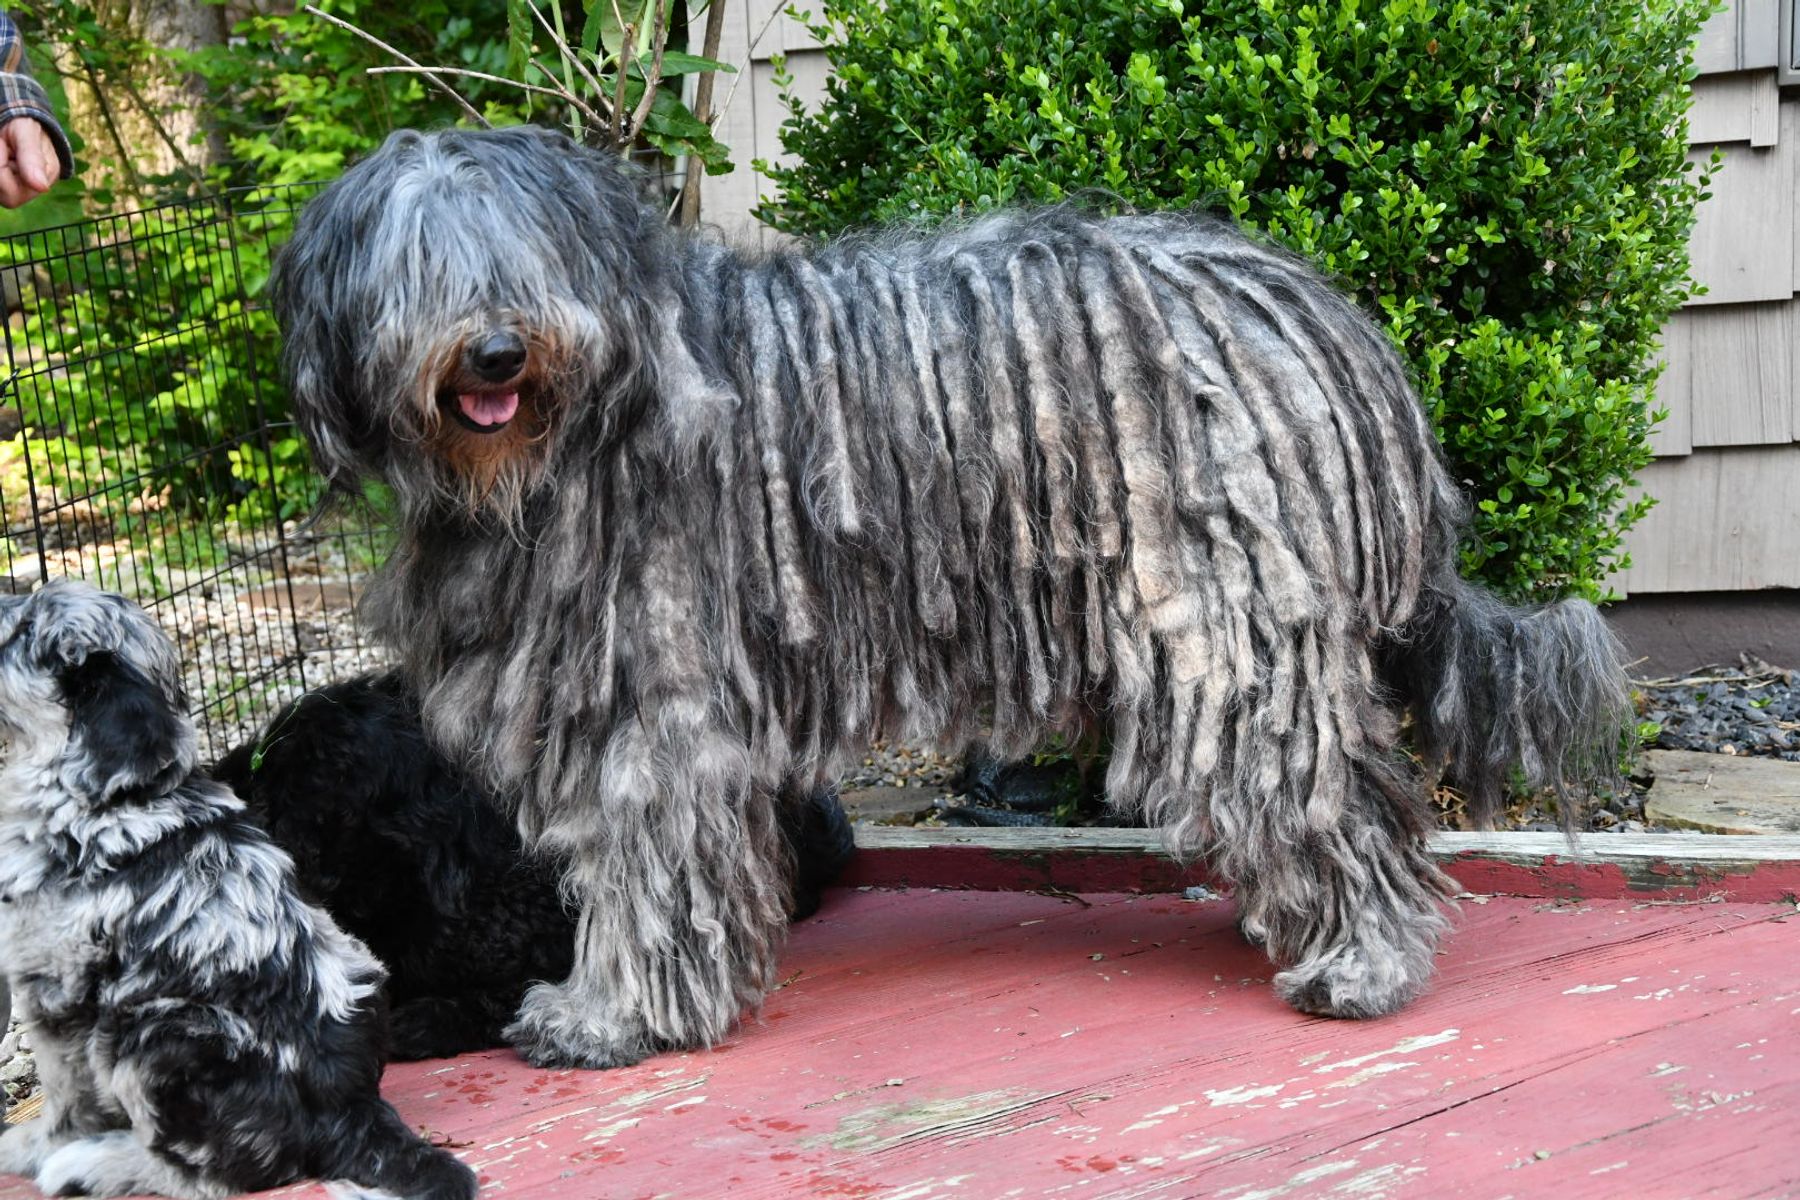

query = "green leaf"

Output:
[[653, 50, 738, 76], [506, 0, 534, 78]]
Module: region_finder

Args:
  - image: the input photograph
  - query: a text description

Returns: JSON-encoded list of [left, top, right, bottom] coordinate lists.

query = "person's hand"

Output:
[[0, 118, 58, 208]]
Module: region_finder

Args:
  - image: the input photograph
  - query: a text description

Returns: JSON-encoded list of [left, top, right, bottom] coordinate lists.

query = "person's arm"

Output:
[[0, 11, 73, 207]]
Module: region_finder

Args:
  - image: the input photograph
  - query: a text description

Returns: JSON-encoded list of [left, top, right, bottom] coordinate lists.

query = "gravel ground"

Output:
[[1637, 656, 1800, 761]]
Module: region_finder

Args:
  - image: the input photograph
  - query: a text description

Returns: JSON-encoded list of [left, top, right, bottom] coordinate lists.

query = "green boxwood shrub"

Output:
[[760, 0, 1716, 601]]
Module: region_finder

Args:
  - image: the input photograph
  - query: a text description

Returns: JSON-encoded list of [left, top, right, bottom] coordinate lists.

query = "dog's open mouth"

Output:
[[449, 390, 520, 435]]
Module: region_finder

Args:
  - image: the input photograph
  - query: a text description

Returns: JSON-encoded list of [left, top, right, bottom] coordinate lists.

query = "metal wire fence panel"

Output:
[[0, 187, 390, 764]]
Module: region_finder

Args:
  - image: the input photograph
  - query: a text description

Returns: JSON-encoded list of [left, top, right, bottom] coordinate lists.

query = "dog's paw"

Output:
[[1272, 935, 1432, 1020], [0, 1122, 58, 1177], [503, 982, 663, 1070], [35, 1135, 128, 1198]]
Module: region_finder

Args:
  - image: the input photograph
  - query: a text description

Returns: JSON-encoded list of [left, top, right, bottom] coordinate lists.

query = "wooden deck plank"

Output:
[[1, 891, 1792, 1199], [845, 827, 1800, 902]]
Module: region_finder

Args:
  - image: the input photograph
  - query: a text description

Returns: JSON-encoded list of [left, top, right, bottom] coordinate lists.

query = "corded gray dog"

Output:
[[272, 125, 1630, 1069], [0, 580, 474, 1200]]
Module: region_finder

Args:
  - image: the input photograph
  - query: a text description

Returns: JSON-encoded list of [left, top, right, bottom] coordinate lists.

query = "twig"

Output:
[[677, 0, 730, 226], [522, 0, 611, 104], [710, 1, 786, 134], [609, 0, 634, 147], [625, 0, 673, 143], [367, 66, 608, 130], [1637, 670, 1787, 689], [531, 57, 615, 125], [110, 69, 207, 193], [69, 52, 147, 197], [302, 5, 488, 127]]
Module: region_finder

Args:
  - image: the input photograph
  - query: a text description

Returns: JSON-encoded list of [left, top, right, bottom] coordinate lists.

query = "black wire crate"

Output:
[[0, 187, 388, 764]]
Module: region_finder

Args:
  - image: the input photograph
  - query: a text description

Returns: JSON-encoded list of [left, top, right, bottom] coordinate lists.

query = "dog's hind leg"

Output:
[[505, 729, 794, 1069], [1226, 750, 1454, 1020]]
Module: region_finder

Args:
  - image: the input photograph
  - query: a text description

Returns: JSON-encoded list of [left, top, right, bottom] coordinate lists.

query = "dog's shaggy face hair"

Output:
[[211, 672, 856, 1061], [274, 126, 1628, 1069], [0, 581, 474, 1200]]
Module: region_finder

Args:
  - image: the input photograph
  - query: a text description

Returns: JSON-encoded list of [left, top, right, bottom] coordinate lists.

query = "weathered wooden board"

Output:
[[842, 827, 1800, 904], [1675, 301, 1794, 448], [1684, 137, 1793, 307], [6, 890, 1782, 1200], [1646, 748, 1800, 835], [1688, 70, 1782, 146], [1695, 0, 1783, 74], [1615, 446, 1800, 593], [1648, 316, 1692, 458]]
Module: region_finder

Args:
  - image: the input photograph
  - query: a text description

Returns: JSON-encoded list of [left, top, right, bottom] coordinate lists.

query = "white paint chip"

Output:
[[1205, 1083, 1285, 1107], [1314, 1030, 1459, 1074]]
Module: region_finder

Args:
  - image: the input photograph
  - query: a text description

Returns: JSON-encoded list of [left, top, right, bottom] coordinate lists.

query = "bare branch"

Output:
[[624, 0, 672, 143], [367, 66, 608, 130], [609, 0, 635, 148], [711, 1, 785, 134], [678, 0, 731, 226], [531, 57, 614, 123], [521, 0, 611, 108], [302, 5, 489, 127]]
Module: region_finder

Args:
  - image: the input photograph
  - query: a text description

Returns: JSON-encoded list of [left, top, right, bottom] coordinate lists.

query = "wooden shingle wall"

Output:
[[688, 1, 1795, 593], [1618, 0, 1800, 592], [690, 0, 830, 249]]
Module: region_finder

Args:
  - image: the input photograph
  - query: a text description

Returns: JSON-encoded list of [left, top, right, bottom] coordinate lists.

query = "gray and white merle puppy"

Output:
[[0, 580, 475, 1200], [272, 125, 1630, 1070]]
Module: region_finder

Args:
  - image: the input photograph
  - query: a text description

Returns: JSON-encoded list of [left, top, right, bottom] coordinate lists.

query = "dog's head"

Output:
[[0, 579, 196, 804], [272, 125, 719, 525]]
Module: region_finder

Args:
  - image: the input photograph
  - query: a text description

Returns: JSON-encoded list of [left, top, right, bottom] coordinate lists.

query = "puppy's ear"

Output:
[[58, 650, 194, 803]]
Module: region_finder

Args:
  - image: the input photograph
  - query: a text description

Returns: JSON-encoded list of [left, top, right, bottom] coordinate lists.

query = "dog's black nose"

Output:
[[467, 331, 527, 383]]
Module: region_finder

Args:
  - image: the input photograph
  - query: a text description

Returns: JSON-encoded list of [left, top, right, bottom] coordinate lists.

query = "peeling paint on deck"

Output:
[[2, 888, 1793, 1200]]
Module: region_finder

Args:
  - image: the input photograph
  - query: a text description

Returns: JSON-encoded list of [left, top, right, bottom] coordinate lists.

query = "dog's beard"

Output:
[[406, 338, 567, 529]]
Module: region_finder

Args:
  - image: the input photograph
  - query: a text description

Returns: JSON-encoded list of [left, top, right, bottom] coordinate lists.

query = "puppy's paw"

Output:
[[35, 1135, 122, 1198], [503, 982, 663, 1070], [36, 1132, 217, 1200], [0, 1121, 58, 1177]]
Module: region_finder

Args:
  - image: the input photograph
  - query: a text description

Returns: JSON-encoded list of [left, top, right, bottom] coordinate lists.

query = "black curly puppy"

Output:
[[212, 672, 854, 1061]]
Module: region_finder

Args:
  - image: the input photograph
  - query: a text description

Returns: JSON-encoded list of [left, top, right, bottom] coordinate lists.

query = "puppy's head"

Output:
[[0, 579, 196, 804]]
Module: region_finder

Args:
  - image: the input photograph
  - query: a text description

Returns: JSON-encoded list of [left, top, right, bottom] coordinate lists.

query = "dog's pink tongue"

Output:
[[458, 391, 519, 427]]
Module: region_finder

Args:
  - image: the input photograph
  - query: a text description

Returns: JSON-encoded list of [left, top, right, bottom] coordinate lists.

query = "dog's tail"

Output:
[[1381, 576, 1632, 828], [322, 1098, 476, 1200]]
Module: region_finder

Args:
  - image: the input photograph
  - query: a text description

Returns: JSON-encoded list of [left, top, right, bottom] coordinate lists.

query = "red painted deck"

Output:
[[4, 836, 1797, 1199]]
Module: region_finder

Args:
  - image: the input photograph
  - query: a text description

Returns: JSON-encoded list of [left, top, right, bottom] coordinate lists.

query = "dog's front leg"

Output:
[[0, 1027, 105, 1174], [504, 727, 793, 1069]]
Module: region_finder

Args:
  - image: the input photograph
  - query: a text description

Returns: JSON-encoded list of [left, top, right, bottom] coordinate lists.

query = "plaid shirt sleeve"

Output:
[[0, 11, 74, 180]]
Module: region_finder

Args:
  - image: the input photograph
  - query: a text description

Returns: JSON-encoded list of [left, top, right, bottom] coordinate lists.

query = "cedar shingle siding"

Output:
[[1618, 0, 1800, 592]]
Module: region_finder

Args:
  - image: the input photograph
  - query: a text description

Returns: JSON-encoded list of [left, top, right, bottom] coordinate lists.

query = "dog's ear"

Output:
[[57, 649, 194, 804]]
